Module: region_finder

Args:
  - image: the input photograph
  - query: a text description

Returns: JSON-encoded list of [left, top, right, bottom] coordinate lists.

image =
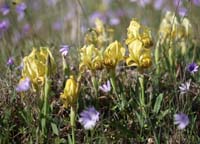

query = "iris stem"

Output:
[[62, 56, 69, 78], [109, 69, 126, 109], [70, 106, 76, 144], [139, 75, 145, 106], [91, 74, 98, 98], [41, 75, 50, 138], [109, 69, 118, 96], [139, 75, 147, 118]]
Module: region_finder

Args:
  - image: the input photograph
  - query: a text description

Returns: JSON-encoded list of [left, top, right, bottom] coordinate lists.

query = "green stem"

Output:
[[109, 69, 117, 95], [155, 41, 160, 74], [70, 106, 76, 144], [41, 75, 50, 138], [91, 74, 98, 98], [109, 69, 126, 110], [139, 75, 145, 106], [90, 129, 94, 143], [139, 75, 147, 118], [62, 56, 69, 78]]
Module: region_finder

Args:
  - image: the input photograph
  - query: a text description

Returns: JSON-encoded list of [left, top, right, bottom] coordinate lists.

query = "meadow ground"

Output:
[[0, 0, 200, 143]]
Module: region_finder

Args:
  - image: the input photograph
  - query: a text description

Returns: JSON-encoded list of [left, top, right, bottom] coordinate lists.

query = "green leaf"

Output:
[[153, 93, 163, 114], [51, 122, 59, 136], [158, 109, 171, 120], [135, 111, 144, 128], [67, 134, 72, 144]]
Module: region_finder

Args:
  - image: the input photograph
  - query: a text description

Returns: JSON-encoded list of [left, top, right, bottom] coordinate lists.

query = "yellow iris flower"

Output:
[[103, 41, 125, 69], [125, 19, 153, 70], [126, 39, 152, 68], [84, 19, 114, 48], [126, 19, 153, 48], [21, 47, 56, 91], [79, 44, 104, 72], [60, 75, 79, 108], [159, 11, 192, 43]]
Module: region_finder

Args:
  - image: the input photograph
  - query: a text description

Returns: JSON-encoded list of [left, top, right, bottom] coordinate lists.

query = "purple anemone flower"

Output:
[[0, 4, 10, 15], [153, 0, 164, 10], [16, 77, 31, 92], [7, 57, 14, 66], [187, 62, 199, 74], [79, 107, 100, 130], [22, 23, 31, 35], [192, 0, 200, 6], [109, 17, 120, 26], [173, 0, 183, 7], [178, 7, 187, 17], [52, 20, 63, 31], [16, 2, 27, 21], [0, 19, 10, 31], [99, 80, 111, 93], [174, 113, 189, 129], [59, 45, 70, 56]]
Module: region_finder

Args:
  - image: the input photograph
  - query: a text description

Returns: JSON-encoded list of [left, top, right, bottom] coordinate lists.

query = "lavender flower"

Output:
[[16, 2, 27, 21], [16, 77, 31, 92], [79, 107, 100, 130], [153, 0, 164, 10], [99, 80, 111, 93], [173, 0, 183, 7], [174, 113, 189, 129], [59, 45, 70, 56], [47, 0, 58, 6], [0, 19, 10, 31], [187, 62, 199, 74], [22, 23, 31, 35], [130, 0, 151, 7], [109, 17, 120, 26], [0, 4, 10, 15], [179, 81, 190, 94], [7, 57, 14, 66], [89, 11, 107, 25], [192, 0, 200, 6], [178, 7, 187, 17], [52, 20, 63, 31]]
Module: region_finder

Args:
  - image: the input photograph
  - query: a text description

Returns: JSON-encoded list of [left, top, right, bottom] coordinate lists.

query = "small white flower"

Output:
[[59, 45, 70, 56], [99, 80, 111, 93], [179, 81, 190, 94]]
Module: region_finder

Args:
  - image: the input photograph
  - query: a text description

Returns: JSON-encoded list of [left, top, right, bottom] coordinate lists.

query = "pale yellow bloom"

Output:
[[95, 18, 105, 34], [158, 11, 192, 43], [103, 41, 125, 69], [126, 19, 153, 70], [60, 75, 79, 108], [84, 29, 99, 46], [21, 47, 56, 91], [126, 19, 153, 48], [84, 19, 114, 48], [126, 39, 152, 68], [79, 44, 103, 72]]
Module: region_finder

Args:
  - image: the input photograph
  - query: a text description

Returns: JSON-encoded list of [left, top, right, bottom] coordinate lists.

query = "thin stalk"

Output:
[[70, 106, 76, 144], [139, 75, 147, 118], [41, 75, 50, 138], [109, 69, 126, 110], [139, 75, 145, 107], [109, 69, 117, 95], [62, 56, 69, 78], [91, 74, 98, 98]]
